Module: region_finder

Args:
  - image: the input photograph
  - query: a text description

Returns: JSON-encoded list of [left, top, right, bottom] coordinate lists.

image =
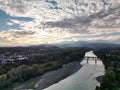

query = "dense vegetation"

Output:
[[94, 47, 120, 90], [0, 46, 87, 89]]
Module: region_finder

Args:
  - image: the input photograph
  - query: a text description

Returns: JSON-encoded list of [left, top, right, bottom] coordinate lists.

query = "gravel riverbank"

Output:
[[14, 61, 82, 90]]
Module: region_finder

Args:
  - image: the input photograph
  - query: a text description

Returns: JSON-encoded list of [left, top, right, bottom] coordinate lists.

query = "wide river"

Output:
[[44, 51, 105, 90]]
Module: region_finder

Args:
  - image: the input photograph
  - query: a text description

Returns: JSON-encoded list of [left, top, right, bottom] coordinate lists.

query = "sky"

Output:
[[0, 0, 120, 46]]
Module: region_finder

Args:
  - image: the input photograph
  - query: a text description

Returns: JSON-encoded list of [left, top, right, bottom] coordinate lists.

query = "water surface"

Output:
[[44, 51, 105, 90]]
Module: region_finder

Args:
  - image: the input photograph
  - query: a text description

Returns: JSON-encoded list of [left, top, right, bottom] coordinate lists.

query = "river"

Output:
[[44, 51, 105, 90]]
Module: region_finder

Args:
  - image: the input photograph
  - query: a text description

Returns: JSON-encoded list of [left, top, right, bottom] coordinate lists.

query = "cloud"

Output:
[[0, 0, 28, 17], [45, 6, 120, 34], [6, 19, 22, 26], [0, 37, 9, 42], [6, 22, 14, 26], [0, 29, 36, 38], [90, 6, 120, 29], [45, 16, 92, 34], [0, 28, 78, 46], [0, 0, 120, 46]]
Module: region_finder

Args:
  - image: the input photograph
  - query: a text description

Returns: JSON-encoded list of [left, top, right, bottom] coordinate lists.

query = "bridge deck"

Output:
[[84, 57, 98, 58], [85, 51, 97, 58]]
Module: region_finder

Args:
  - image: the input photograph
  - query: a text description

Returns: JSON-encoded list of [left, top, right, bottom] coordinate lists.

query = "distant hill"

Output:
[[0, 41, 120, 51], [54, 41, 120, 49], [84, 43, 120, 49]]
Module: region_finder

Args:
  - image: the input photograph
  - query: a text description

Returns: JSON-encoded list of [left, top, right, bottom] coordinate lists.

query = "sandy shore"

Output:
[[14, 61, 82, 90]]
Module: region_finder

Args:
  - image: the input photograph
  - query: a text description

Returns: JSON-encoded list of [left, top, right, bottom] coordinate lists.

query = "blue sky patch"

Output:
[[45, 0, 62, 10], [0, 10, 33, 31]]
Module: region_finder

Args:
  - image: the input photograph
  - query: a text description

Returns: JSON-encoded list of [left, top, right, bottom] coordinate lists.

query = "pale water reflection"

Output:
[[44, 51, 105, 90]]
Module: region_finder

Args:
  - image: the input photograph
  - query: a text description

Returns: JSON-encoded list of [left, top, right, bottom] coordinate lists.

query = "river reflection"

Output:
[[44, 51, 105, 90]]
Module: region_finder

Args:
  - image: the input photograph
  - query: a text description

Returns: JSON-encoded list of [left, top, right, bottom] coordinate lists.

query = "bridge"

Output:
[[83, 57, 100, 64], [83, 51, 100, 64]]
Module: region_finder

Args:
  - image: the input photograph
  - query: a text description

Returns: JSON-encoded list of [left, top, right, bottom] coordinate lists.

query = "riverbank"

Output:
[[96, 76, 103, 83], [43, 51, 105, 90], [13, 61, 81, 90]]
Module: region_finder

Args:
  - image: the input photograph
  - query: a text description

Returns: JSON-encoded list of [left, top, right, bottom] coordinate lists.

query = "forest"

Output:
[[95, 47, 120, 90], [0, 46, 88, 89]]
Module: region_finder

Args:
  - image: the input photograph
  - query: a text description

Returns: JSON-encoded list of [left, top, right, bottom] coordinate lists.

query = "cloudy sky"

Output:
[[0, 0, 120, 46]]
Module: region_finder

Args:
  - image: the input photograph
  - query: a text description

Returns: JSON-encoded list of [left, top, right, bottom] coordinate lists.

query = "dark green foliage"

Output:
[[101, 68, 117, 90], [95, 48, 120, 90], [0, 66, 6, 75], [0, 46, 86, 89], [0, 74, 12, 88], [96, 86, 100, 90], [7, 65, 33, 82]]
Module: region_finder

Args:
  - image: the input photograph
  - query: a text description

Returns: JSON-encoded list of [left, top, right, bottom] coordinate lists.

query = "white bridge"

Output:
[[83, 51, 100, 64]]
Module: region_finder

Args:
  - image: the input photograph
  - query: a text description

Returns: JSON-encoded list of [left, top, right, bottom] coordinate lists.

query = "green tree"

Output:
[[8, 65, 33, 81], [0, 67, 6, 75], [101, 68, 117, 90]]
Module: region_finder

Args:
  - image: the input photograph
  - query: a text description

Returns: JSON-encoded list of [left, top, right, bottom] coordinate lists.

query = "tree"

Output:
[[0, 67, 6, 75], [7, 65, 33, 81], [101, 68, 117, 90]]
